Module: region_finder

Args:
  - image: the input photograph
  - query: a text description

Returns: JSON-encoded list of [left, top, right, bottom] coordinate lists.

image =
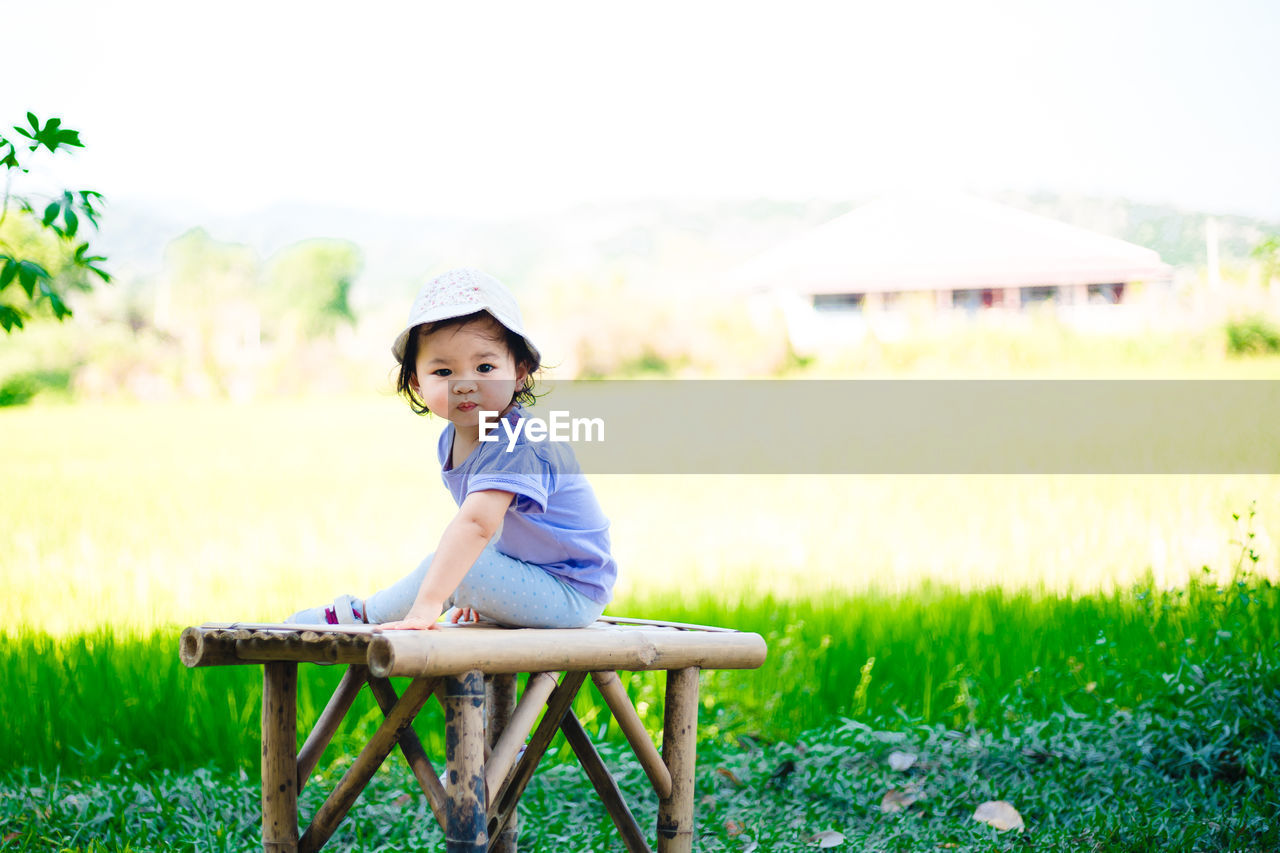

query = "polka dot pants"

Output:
[[362, 545, 606, 628]]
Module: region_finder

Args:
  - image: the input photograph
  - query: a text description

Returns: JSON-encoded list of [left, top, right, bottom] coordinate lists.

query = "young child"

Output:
[[288, 268, 615, 630]]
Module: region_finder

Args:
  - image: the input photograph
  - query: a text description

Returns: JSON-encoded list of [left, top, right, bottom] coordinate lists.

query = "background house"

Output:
[[729, 194, 1175, 350]]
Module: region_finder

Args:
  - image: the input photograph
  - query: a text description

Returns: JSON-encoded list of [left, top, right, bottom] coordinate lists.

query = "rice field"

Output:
[[3, 396, 1277, 635], [1, 390, 1278, 778], [2, 382, 1278, 850]]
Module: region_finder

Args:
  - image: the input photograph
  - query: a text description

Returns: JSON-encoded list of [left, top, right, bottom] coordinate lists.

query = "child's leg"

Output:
[[361, 553, 434, 624], [449, 546, 606, 629], [362, 547, 605, 628]]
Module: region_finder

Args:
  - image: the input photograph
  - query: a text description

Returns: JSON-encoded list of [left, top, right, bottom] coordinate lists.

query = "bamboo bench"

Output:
[[179, 618, 767, 853]]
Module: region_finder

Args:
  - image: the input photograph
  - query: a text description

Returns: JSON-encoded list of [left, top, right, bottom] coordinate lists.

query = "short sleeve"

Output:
[[466, 443, 551, 514]]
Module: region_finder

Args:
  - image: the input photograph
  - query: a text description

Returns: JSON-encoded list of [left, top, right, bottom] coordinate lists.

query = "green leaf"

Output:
[[0, 303, 25, 332], [16, 261, 50, 298], [14, 114, 37, 140], [20, 260, 50, 280], [78, 191, 103, 227], [64, 207, 79, 239], [17, 264, 36, 297], [0, 259, 17, 290], [43, 201, 61, 227], [40, 282, 72, 320], [27, 116, 81, 153]]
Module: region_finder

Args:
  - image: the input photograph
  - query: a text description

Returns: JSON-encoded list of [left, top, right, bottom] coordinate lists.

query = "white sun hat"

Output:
[[391, 268, 541, 364]]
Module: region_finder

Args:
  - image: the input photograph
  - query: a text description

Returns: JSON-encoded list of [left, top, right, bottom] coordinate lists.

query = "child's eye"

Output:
[[432, 368, 452, 377], [477, 363, 496, 374]]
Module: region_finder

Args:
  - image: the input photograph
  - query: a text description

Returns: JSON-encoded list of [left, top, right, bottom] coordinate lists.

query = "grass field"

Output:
[[3, 569, 1278, 776], [4, 395, 1278, 634], [2, 385, 1278, 850], [5, 639, 1279, 851]]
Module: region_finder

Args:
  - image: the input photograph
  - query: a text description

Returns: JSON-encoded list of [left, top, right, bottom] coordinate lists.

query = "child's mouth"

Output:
[[457, 402, 478, 412]]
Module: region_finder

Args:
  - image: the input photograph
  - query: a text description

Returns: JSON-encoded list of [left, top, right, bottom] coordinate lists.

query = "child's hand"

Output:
[[449, 607, 479, 624], [375, 601, 445, 632]]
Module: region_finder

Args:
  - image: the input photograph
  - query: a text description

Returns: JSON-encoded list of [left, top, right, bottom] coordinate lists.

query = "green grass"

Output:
[[3, 397, 1279, 637], [3, 634, 1277, 851], [2, 392, 1278, 848], [4, 565, 1275, 779]]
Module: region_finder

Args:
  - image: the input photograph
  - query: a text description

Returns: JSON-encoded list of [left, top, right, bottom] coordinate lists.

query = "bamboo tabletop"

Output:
[[180, 619, 768, 676]]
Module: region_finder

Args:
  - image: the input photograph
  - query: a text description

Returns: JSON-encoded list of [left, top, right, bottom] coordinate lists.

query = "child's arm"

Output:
[[376, 488, 515, 631]]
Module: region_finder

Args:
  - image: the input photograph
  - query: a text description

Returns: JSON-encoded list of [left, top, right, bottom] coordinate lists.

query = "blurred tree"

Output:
[[262, 239, 360, 340], [1253, 235, 1280, 288], [161, 228, 259, 396], [0, 113, 109, 332]]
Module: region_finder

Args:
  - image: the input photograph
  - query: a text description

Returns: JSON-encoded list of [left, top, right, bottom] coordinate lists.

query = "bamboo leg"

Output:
[[561, 710, 653, 853], [656, 667, 699, 853], [297, 665, 366, 791], [298, 676, 439, 853], [262, 661, 299, 853], [591, 671, 672, 799], [444, 670, 487, 852], [366, 675, 449, 831], [486, 674, 519, 853], [484, 672, 560, 797], [488, 671, 587, 842]]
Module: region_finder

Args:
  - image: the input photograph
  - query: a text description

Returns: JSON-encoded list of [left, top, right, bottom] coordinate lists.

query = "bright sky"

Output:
[[6, 0, 1279, 221]]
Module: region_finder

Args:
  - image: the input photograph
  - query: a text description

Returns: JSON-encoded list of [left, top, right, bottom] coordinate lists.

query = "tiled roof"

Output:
[[730, 194, 1172, 294]]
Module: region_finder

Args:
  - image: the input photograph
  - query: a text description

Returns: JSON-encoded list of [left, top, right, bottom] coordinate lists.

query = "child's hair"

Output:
[[395, 311, 540, 416]]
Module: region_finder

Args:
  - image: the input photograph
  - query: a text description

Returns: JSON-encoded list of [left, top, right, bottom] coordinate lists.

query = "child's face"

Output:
[[411, 316, 528, 430]]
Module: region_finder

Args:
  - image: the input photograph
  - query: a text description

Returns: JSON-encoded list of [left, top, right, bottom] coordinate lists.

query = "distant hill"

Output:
[[88, 192, 1277, 309], [990, 191, 1278, 268]]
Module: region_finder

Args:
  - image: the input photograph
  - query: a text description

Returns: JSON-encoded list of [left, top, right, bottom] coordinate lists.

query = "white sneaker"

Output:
[[286, 593, 364, 625]]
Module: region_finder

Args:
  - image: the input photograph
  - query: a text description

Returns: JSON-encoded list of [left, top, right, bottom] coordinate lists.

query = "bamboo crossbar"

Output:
[[296, 665, 366, 791], [365, 676, 448, 831], [591, 671, 672, 799], [560, 709, 654, 853], [181, 624, 377, 668], [368, 625, 767, 678], [483, 672, 560, 796], [298, 676, 439, 853], [488, 671, 587, 842]]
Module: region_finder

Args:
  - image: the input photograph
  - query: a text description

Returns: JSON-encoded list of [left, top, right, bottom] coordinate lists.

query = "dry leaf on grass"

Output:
[[717, 767, 744, 787], [972, 800, 1025, 832], [393, 793, 414, 807], [879, 787, 922, 814], [808, 829, 846, 847], [724, 819, 745, 837], [887, 750, 917, 771]]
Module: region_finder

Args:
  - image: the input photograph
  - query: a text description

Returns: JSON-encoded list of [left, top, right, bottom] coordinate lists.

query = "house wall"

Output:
[[775, 277, 1176, 353]]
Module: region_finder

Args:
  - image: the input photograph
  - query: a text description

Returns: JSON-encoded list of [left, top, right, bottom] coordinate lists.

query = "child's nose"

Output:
[[450, 377, 478, 393]]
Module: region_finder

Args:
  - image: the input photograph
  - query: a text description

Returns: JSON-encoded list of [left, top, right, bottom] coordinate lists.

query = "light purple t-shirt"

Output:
[[438, 406, 616, 604]]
